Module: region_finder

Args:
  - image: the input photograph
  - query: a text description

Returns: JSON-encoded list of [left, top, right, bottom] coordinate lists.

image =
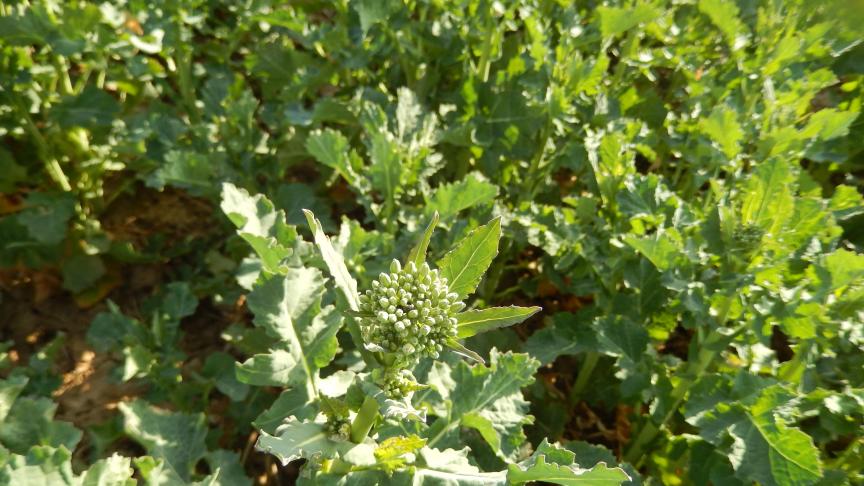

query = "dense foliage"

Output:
[[1, 0, 863, 484]]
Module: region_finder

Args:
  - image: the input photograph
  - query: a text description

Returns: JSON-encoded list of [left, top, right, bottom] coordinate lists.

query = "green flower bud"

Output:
[[358, 260, 462, 363]]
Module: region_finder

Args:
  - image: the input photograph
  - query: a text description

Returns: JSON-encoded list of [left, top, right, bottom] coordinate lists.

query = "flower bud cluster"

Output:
[[325, 416, 351, 441], [380, 368, 418, 400], [358, 260, 463, 362]]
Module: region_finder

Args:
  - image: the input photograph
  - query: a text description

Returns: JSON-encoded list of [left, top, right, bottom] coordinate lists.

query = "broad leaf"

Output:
[[509, 455, 629, 485], [240, 268, 342, 394], [0, 376, 28, 423], [596, 4, 661, 38], [426, 173, 499, 220], [50, 86, 120, 129], [221, 183, 297, 274], [0, 396, 81, 455], [0, 446, 135, 486], [256, 418, 359, 465], [740, 159, 795, 234], [118, 400, 207, 481], [623, 233, 682, 271], [428, 350, 538, 461], [306, 129, 362, 187]]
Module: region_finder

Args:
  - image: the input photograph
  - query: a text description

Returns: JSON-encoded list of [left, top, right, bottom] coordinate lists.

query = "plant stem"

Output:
[[623, 345, 716, 465], [175, 46, 201, 124], [427, 418, 461, 449], [350, 396, 378, 444], [524, 115, 551, 199], [571, 352, 599, 399], [21, 110, 72, 191], [623, 300, 737, 466], [477, 19, 496, 82], [53, 56, 74, 96]]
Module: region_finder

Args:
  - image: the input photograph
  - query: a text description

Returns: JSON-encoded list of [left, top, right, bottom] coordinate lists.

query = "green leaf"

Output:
[[353, 0, 400, 35], [828, 185, 864, 221], [446, 339, 485, 365], [700, 106, 744, 158], [426, 173, 499, 220], [728, 387, 823, 486], [118, 400, 207, 481], [437, 217, 502, 299], [16, 192, 76, 245], [241, 269, 342, 394], [596, 4, 661, 38], [202, 352, 249, 402], [596, 316, 649, 362], [407, 211, 439, 267], [820, 249, 864, 291], [80, 454, 136, 486], [802, 109, 859, 141], [253, 388, 316, 435], [256, 418, 359, 465], [0, 397, 81, 455], [623, 233, 682, 271], [698, 0, 747, 50], [148, 150, 217, 193], [586, 131, 634, 207], [0, 376, 28, 423], [413, 447, 507, 484], [304, 210, 360, 311], [368, 131, 403, 216], [133, 456, 188, 485], [456, 306, 541, 339], [203, 450, 252, 486], [221, 183, 296, 274], [0, 148, 27, 193], [509, 454, 629, 485], [50, 86, 120, 129], [687, 383, 823, 486], [306, 129, 362, 187], [236, 350, 299, 387], [0, 446, 134, 486], [61, 254, 105, 293], [524, 313, 599, 365], [740, 159, 795, 234], [431, 350, 539, 461]]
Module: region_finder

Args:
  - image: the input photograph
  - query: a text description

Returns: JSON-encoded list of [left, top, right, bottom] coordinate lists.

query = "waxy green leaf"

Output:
[[407, 211, 439, 267], [118, 400, 207, 481], [437, 217, 502, 299], [456, 306, 540, 339]]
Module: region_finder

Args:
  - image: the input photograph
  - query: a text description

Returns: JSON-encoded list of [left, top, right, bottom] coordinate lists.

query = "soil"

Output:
[[0, 185, 242, 470]]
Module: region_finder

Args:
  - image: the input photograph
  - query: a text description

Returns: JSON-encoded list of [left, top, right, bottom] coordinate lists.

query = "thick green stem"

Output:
[[476, 20, 496, 82], [571, 352, 600, 399], [623, 297, 739, 466], [523, 116, 551, 199], [175, 46, 201, 124], [52, 56, 74, 96], [350, 396, 378, 444], [623, 345, 717, 465], [427, 419, 460, 449], [21, 111, 72, 191]]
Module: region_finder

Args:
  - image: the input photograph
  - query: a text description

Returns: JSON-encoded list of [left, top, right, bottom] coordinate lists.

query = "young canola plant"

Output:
[[220, 183, 631, 485]]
